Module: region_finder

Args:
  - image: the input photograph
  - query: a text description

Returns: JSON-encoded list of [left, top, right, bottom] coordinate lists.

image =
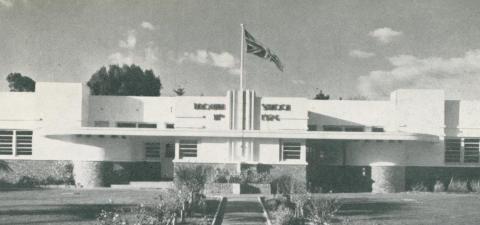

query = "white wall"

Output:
[[307, 100, 393, 130]]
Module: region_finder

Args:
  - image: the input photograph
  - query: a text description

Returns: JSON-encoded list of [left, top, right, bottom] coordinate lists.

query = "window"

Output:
[[282, 142, 301, 160], [145, 142, 161, 159], [323, 125, 343, 131], [344, 126, 365, 132], [0, 130, 32, 156], [0, 130, 13, 155], [372, 127, 385, 132], [16, 131, 32, 155], [166, 123, 175, 129], [445, 138, 461, 162], [116, 122, 136, 128], [138, 123, 157, 129], [94, 121, 109, 127], [308, 125, 317, 131], [464, 139, 480, 163], [179, 140, 197, 158], [165, 143, 175, 158]]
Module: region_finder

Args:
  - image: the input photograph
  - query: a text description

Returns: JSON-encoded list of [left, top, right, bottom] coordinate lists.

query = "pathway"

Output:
[[221, 195, 267, 225]]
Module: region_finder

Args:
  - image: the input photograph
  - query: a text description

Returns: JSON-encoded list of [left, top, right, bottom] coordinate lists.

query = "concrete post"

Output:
[[72, 161, 104, 188]]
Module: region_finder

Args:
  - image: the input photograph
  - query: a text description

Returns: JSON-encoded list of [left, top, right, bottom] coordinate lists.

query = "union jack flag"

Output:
[[245, 29, 284, 72]]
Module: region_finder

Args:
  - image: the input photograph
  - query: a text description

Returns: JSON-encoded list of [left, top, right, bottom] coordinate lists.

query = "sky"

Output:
[[1, 0, 480, 99]]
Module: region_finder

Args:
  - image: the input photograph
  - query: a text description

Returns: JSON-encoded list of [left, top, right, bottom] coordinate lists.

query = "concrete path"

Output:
[[221, 196, 267, 225]]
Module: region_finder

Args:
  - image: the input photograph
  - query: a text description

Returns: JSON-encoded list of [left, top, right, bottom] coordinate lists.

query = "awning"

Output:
[[43, 127, 439, 142]]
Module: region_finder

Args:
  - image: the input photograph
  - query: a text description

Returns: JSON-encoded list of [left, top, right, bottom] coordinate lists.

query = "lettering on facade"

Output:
[[194, 103, 226, 110], [261, 114, 280, 121], [261, 104, 291, 111], [213, 114, 225, 121]]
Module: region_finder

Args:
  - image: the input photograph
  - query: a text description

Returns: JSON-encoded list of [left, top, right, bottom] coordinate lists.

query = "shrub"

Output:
[[470, 180, 480, 193], [410, 182, 428, 192], [273, 175, 306, 194], [240, 168, 273, 184], [306, 198, 342, 225], [447, 178, 469, 193], [16, 176, 39, 188], [434, 180, 445, 192], [174, 165, 211, 195], [271, 205, 305, 225]]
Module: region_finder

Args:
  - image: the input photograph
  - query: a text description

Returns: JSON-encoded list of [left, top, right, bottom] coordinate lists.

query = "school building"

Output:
[[0, 82, 478, 193]]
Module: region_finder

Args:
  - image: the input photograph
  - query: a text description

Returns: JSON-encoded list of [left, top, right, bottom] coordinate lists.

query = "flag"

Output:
[[244, 29, 284, 72]]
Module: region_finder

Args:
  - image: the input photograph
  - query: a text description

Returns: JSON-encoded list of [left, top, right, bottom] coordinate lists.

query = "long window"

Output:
[[0, 130, 33, 156], [445, 138, 480, 163], [145, 142, 161, 159], [282, 141, 301, 160], [179, 140, 197, 159]]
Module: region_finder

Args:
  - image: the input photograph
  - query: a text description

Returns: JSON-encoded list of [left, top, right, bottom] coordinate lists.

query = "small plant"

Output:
[[411, 182, 428, 192], [471, 180, 480, 193], [447, 178, 469, 193], [306, 198, 342, 225], [240, 169, 273, 184], [434, 180, 445, 192]]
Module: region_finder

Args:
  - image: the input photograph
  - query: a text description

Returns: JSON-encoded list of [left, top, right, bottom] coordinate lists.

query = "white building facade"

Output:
[[0, 82, 477, 193]]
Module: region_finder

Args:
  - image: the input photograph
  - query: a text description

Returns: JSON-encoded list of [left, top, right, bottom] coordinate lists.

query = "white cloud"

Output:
[[357, 49, 480, 99], [178, 50, 239, 75], [0, 0, 13, 8], [141, 21, 155, 30], [349, 50, 376, 59], [108, 52, 133, 65], [119, 30, 136, 49], [369, 27, 402, 44]]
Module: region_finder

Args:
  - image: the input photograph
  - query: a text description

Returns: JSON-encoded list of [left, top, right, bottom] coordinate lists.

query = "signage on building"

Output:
[[262, 104, 291, 111], [194, 103, 226, 110]]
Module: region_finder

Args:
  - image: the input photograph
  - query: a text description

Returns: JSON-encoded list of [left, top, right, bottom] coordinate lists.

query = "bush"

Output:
[[410, 182, 428, 192], [447, 178, 469, 193], [434, 180, 445, 192], [174, 165, 211, 194], [306, 198, 342, 225], [240, 168, 273, 184], [16, 176, 39, 188], [470, 180, 480, 193], [271, 205, 305, 225]]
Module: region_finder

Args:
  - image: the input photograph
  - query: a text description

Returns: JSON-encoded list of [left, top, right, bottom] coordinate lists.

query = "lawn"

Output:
[[317, 192, 480, 225], [0, 188, 219, 225]]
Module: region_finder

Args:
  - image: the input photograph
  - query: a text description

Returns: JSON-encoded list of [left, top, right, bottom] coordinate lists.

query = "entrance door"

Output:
[[161, 143, 175, 179]]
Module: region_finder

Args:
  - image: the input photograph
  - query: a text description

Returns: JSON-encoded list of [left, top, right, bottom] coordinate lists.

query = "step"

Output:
[[128, 181, 174, 188]]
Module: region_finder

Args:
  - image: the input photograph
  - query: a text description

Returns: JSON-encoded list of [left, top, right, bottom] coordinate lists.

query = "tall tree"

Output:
[[313, 89, 330, 100], [87, 64, 162, 96], [173, 87, 185, 96], [6, 73, 36, 92]]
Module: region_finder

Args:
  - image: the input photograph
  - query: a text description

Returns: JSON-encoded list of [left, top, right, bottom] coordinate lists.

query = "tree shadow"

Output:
[[337, 198, 406, 216], [0, 203, 132, 224]]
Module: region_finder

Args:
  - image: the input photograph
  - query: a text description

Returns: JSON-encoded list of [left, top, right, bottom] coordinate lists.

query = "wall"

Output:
[[88, 96, 176, 128], [307, 100, 393, 130], [445, 100, 480, 137], [345, 141, 406, 166], [391, 89, 445, 136], [175, 96, 229, 130]]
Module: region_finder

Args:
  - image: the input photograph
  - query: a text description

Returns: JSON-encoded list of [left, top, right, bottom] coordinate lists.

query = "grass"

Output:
[[317, 192, 480, 225], [0, 188, 218, 225]]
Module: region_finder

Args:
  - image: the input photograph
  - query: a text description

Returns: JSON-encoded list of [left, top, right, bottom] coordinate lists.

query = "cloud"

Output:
[[357, 50, 480, 99], [141, 21, 155, 30], [119, 30, 136, 49], [108, 52, 133, 65], [369, 27, 402, 44], [349, 50, 375, 59], [178, 50, 239, 75], [0, 0, 13, 8]]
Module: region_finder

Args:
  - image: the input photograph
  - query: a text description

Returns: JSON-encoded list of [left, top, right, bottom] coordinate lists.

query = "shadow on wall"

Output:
[[88, 96, 146, 127], [445, 100, 460, 136], [308, 112, 365, 129]]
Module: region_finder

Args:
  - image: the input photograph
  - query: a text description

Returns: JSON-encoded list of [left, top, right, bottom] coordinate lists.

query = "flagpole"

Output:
[[240, 24, 245, 91]]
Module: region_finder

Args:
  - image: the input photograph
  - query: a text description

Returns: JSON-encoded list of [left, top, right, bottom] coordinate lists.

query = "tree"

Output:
[[87, 64, 162, 96], [6, 73, 35, 92], [173, 87, 185, 96], [313, 89, 330, 100]]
